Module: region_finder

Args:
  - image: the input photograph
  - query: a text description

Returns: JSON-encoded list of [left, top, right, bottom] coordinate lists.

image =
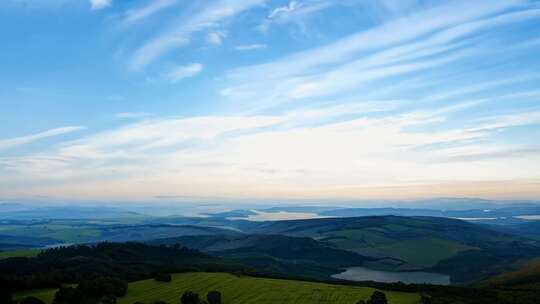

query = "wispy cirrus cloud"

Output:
[[235, 0, 524, 83], [115, 112, 154, 119], [163, 63, 203, 83], [222, 0, 535, 110], [207, 30, 228, 45], [90, 0, 111, 10], [0, 127, 86, 151], [129, 0, 265, 70], [235, 44, 267, 51], [122, 0, 178, 25], [258, 0, 335, 32]]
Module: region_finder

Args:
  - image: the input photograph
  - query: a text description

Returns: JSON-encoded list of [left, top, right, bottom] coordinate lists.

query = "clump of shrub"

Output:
[[181, 291, 201, 304], [1, 288, 14, 304], [207, 291, 222, 304], [19, 297, 45, 304], [52, 277, 128, 304], [357, 291, 388, 304], [179, 290, 222, 304], [52, 287, 83, 304]]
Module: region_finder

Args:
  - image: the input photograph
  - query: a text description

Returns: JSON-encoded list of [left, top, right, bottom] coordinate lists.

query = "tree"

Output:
[[20, 297, 46, 304], [78, 277, 128, 298], [181, 291, 201, 304], [98, 295, 117, 304], [421, 294, 433, 304], [356, 300, 366, 304], [52, 287, 83, 304], [0, 288, 14, 304], [367, 291, 387, 304], [207, 291, 222, 304]]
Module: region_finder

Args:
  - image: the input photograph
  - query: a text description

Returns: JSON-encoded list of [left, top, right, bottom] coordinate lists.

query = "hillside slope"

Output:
[[150, 234, 374, 279], [16, 272, 420, 304], [245, 216, 540, 282]]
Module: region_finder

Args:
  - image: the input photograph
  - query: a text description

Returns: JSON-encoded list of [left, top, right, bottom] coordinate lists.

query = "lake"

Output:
[[332, 267, 450, 285]]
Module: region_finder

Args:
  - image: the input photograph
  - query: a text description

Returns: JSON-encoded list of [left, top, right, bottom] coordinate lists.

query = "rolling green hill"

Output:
[[245, 216, 540, 282], [150, 234, 374, 279], [16, 272, 420, 304], [4, 215, 540, 284]]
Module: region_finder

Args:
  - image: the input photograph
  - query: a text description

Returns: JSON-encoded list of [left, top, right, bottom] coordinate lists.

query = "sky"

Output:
[[0, 0, 540, 202]]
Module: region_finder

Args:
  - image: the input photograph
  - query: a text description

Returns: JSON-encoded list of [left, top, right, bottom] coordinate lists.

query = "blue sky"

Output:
[[1, 0, 540, 202]]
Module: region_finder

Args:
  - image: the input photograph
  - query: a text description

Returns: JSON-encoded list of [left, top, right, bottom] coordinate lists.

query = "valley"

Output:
[[2, 202, 540, 304]]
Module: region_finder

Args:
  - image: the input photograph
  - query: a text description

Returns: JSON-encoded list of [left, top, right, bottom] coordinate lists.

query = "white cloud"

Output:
[[129, 0, 265, 70], [115, 112, 154, 119], [235, 44, 267, 51], [207, 31, 228, 45], [90, 0, 111, 10], [123, 0, 177, 25], [3, 102, 540, 200], [259, 0, 334, 32], [472, 111, 540, 132], [0, 127, 86, 151], [163, 63, 203, 83], [237, 0, 523, 82], [222, 1, 532, 110]]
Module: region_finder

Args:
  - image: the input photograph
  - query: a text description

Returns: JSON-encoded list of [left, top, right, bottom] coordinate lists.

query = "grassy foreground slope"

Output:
[[17, 272, 420, 304]]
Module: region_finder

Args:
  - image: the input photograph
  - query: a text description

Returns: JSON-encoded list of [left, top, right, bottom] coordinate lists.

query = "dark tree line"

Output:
[[52, 277, 127, 304], [132, 290, 222, 304], [1, 288, 14, 304], [0, 242, 249, 292]]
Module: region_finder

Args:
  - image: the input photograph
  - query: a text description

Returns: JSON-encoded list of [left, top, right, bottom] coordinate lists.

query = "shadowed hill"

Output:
[[150, 234, 375, 278], [241, 216, 540, 282]]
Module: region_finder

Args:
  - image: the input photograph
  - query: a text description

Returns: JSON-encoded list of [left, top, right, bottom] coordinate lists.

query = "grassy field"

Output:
[[0, 249, 40, 259], [16, 272, 420, 304], [323, 228, 474, 268], [15, 288, 58, 304]]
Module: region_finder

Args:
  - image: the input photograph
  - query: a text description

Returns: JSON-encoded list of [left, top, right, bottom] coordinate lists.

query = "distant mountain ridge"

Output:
[[0, 206, 144, 220]]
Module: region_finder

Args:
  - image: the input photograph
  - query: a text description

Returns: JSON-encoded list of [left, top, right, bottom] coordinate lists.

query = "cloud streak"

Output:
[[115, 112, 154, 119], [0, 127, 86, 151], [129, 0, 265, 70], [235, 44, 267, 51], [221, 0, 535, 111], [90, 0, 111, 10], [123, 0, 178, 25], [164, 63, 203, 82]]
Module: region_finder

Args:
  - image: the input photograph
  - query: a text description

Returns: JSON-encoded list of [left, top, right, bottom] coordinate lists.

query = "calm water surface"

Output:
[[332, 267, 450, 285]]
